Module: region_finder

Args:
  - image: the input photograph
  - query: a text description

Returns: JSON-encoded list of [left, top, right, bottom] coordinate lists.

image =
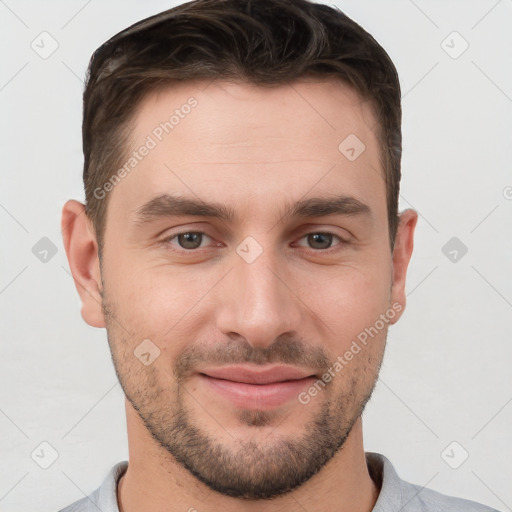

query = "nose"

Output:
[[215, 240, 303, 350]]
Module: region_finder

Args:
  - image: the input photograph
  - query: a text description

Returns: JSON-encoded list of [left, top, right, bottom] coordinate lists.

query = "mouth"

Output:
[[197, 365, 318, 410]]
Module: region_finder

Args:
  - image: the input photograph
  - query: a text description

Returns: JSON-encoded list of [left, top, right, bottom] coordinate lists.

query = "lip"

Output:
[[201, 365, 314, 384], [197, 365, 317, 409]]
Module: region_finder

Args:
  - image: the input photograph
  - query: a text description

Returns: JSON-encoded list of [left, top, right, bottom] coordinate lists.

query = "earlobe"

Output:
[[389, 208, 418, 324], [61, 200, 106, 328]]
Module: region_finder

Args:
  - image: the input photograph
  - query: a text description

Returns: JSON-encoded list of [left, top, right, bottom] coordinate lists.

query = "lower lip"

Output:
[[198, 374, 317, 409]]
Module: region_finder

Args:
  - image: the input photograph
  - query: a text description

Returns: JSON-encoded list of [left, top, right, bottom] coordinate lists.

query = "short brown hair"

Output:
[[82, 0, 402, 255]]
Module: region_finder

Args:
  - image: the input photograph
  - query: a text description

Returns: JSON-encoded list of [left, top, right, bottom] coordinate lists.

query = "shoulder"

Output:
[[366, 452, 501, 512], [58, 493, 98, 512], [400, 479, 501, 512], [58, 461, 128, 512]]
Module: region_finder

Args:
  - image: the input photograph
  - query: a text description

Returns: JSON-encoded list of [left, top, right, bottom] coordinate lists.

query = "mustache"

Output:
[[173, 335, 331, 382]]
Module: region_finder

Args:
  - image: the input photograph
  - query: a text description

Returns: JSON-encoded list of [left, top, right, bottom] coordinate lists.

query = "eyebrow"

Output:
[[132, 193, 372, 226]]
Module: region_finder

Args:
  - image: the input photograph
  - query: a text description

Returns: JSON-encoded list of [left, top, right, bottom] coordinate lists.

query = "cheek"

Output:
[[110, 265, 218, 352], [299, 262, 392, 342], [103, 240, 392, 359]]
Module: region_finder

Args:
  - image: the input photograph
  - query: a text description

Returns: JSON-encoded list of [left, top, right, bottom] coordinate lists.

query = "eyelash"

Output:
[[159, 230, 347, 254]]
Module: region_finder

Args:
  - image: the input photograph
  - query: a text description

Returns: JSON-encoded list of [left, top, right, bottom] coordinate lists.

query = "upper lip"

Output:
[[199, 365, 315, 385]]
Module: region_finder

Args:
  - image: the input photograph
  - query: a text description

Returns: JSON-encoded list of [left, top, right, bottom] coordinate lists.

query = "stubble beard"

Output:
[[102, 298, 383, 500]]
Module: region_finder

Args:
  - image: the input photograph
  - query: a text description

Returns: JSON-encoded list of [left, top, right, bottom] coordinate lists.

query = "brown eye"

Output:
[[160, 231, 222, 254], [176, 232, 204, 249], [296, 232, 343, 251], [307, 233, 334, 249]]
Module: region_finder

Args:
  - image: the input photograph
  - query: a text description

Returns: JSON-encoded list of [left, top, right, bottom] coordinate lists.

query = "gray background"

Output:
[[1, 0, 511, 510]]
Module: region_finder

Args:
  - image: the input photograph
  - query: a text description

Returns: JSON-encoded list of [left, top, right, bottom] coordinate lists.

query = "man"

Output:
[[59, 0, 499, 510]]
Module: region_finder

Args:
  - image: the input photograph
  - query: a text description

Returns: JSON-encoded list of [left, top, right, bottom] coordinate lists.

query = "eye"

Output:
[[163, 231, 213, 250], [160, 230, 346, 253], [295, 232, 344, 250]]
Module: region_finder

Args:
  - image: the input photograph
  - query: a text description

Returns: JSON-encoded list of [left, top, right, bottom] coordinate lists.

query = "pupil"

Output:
[[179, 232, 201, 249], [309, 233, 332, 249]]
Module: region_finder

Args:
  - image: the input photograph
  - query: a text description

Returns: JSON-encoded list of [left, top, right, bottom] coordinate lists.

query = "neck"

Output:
[[117, 400, 379, 512]]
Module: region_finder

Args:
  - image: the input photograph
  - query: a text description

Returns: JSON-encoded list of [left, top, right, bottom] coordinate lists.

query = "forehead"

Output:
[[132, 77, 379, 154], [107, 78, 386, 226]]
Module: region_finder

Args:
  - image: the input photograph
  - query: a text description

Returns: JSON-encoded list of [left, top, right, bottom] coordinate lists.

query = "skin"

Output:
[[62, 78, 417, 512]]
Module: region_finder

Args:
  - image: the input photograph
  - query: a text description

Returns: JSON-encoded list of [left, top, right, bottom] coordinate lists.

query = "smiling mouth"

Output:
[[197, 365, 318, 409]]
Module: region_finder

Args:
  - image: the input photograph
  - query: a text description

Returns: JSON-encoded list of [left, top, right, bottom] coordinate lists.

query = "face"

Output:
[[69, 79, 415, 500]]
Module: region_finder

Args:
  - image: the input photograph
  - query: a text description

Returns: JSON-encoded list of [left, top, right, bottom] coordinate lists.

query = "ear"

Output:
[[389, 208, 418, 324], [61, 200, 105, 328]]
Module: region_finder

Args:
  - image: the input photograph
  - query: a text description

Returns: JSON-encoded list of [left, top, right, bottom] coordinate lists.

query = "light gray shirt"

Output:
[[58, 452, 501, 511]]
